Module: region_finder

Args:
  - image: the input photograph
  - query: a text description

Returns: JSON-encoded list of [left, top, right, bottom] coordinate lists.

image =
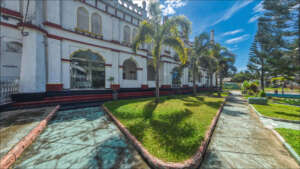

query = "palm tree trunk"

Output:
[[155, 57, 160, 103], [210, 73, 213, 88]]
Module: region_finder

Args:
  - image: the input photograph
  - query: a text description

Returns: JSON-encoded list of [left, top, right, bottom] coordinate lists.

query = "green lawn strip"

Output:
[[271, 98, 300, 106], [252, 103, 300, 121], [104, 94, 225, 162], [275, 128, 300, 155], [265, 87, 300, 93]]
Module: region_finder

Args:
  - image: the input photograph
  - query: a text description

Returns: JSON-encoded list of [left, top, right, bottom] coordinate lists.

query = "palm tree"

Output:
[[210, 43, 236, 91], [190, 33, 210, 95], [132, 2, 191, 102]]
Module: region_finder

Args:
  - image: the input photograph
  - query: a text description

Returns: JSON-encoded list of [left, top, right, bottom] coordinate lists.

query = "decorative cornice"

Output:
[[17, 23, 48, 35]]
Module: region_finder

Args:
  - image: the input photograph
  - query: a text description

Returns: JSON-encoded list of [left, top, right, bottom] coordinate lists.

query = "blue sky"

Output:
[[134, 0, 264, 72]]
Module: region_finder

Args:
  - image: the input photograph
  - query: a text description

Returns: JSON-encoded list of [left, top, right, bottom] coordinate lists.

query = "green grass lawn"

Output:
[[104, 93, 225, 162], [265, 87, 300, 93], [252, 103, 300, 121], [275, 128, 300, 155], [271, 98, 300, 106]]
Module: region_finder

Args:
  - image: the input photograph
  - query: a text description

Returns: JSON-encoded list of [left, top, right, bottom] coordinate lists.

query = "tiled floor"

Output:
[[12, 107, 149, 169], [200, 92, 299, 169]]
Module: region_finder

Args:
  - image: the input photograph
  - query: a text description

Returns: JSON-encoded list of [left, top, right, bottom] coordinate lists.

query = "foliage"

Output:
[[249, 81, 259, 94], [258, 90, 266, 97], [209, 43, 236, 90], [272, 98, 300, 106], [189, 32, 210, 95], [252, 103, 300, 121], [275, 128, 300, 156], [107, 76, 114, 83], [231, 71, 255, 83], [248, 97, 268, 105], [132, 2, 191, 101], [223, 82, 240, 90], [104, 93, 225, 162]]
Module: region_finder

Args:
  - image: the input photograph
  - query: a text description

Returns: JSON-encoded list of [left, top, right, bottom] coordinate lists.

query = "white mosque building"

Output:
[[0, 0, 214, 94]]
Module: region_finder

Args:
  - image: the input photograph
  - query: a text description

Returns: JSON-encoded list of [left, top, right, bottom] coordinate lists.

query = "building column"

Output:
[[19, 28, 46, 93], [46, 38, 62, 91]]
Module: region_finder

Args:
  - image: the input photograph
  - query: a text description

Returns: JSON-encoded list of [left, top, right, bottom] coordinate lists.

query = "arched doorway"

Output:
[[70, 50, 105, 89], [171, 67, 181, 88]]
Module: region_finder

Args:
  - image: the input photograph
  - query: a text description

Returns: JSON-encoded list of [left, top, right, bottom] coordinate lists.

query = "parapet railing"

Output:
[[0, 76, 19, 104]]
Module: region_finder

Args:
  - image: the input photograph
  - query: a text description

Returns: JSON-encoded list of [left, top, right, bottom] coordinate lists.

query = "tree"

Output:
[[247, 27, 270, 92], [231, 71, 255, 83], [209, 43, 236, 91], [189, 32, 210, 95], [132, 2, 191, 102]]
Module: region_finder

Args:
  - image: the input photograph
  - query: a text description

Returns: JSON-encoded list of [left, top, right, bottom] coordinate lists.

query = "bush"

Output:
[[248, 97, 268, 105], [249, 82, 259, 94], [258, 91, 266, 97]]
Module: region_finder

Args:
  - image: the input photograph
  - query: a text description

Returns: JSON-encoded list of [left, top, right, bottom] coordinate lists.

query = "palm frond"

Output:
[[163, 15, 191, 40], [163, 37, 188, 65], [132, 20, 155, 53]]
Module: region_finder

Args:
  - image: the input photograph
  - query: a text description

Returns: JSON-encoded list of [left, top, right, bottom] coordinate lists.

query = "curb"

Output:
[[248, 104, 300, 165], [248, 104, 300, 124], [0, 105, 60, 169], [102, 98, 226, 169], [270, 129, 300, 165]]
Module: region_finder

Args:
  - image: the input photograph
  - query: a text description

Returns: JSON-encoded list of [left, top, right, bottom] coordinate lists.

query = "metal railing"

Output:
[[0, 76, 19, 104]]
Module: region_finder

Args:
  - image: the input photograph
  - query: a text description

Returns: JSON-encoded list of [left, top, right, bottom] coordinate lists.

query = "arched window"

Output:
[[91, 13, 102, 35], [123, 59, 137, 80], [71, 50, 105, 89], [77, 7, 89, 31], [147, 65, 155, 81], [132, 28, 137, 42], [123, 25, 131, 43]]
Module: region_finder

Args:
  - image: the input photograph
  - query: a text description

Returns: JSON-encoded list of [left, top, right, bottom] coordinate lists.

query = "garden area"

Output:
[[104, 92, 227, 162], [275, 128, 300, 156]]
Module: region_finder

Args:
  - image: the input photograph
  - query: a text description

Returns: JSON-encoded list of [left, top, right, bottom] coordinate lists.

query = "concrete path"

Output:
[[200, 91, 299, 169], [12, 107, 149, 169], [0, 107, 55, 159]]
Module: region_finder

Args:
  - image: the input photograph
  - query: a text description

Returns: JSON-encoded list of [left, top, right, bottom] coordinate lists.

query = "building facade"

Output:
[[0, 0, 214, 94]]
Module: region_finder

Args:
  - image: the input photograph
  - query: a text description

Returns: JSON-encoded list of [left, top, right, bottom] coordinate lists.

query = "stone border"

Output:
[[102, 98, 226, 169], [0, 105, 60, 169], [270, 129, 300, 165], [249, 104, 300, 124]]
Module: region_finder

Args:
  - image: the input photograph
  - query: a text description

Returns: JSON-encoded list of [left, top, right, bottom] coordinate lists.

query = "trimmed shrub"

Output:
[[248, 97, 268, 105], [258, 91, 266, 97]]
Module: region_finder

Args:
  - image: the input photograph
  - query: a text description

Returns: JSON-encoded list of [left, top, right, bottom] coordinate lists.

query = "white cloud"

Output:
[[213, 0, 253, 26], [253, 1, 264, 13], [161, 0, 187, 16], [248, 14, 261, 23], [163, 5, 176, 15], [225, 34, 249, 44], [222, 29, 244, 36]]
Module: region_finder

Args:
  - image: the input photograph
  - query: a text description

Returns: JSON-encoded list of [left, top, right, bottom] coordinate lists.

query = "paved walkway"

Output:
[[0, 107, 55, 159], [201, 91, 299, 169], [12, 107, 149, 169]]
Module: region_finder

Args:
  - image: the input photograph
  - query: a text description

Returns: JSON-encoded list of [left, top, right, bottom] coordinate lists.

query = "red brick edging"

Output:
[[102, 98, 226, 169], [0, 105, 60, 169]]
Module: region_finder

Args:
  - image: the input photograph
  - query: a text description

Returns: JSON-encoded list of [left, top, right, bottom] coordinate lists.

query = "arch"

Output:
[[123, 59, 137, 80], [70, 50, 105, 88], [147, 64, 155, 81], [123, 25, 131, 43], [91, 13, 102, 35], [77, 7, 89, 31]]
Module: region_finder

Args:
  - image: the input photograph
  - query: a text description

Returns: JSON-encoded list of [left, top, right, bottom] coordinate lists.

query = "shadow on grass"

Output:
[[150, 109, 200, 157], [272, 111, 300, 118]]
